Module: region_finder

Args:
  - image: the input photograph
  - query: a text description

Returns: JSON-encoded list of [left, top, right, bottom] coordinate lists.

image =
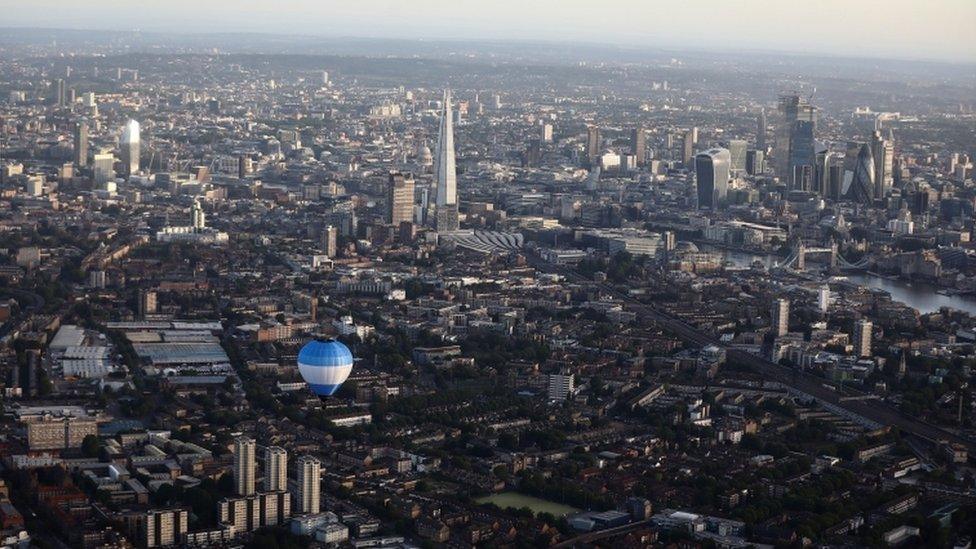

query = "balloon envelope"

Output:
[[297, 339, 354, 397]]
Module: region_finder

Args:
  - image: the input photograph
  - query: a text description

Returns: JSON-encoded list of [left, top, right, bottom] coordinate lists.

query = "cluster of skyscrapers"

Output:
[[691, 92, 899, 210], [227, 435, 321, 532], [68, 113, 141, 191], [384, 90, 459, 234]]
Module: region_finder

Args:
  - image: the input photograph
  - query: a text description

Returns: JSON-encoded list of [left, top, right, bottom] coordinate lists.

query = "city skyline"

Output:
[[1, 3, 975, 547], [1, 0, 975, 63]]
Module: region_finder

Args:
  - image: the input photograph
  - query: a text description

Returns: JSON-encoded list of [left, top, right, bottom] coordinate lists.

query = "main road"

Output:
[[551, 519, 653, 548], [524, 253, 976, 453]]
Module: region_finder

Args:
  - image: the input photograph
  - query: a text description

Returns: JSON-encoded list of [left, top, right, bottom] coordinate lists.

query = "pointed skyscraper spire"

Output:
[[434, 89, 459, 231]]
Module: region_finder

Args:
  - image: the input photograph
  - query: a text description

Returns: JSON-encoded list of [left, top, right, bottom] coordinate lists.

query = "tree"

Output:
[[152, 483, 176, 506], [498, 432, 518, 450], [334, 380, 358, 399], [81, 434, 100, 458], [181, 486, 217, 526], [37, 371, 53, 396], [216, 472, 235, 494]]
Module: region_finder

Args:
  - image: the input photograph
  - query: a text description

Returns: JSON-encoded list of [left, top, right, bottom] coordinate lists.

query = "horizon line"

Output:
[[2, 25, 975, 68]]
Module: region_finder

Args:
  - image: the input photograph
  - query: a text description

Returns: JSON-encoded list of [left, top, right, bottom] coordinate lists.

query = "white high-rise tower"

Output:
[[296, 455, 321, 515], [772, 298, 790, 337], [854, 319, 873, 358], [870, 130, 894, 199], [434, 90, 458, 231], [265, 446, 288, 492], [233, 436, 256, 496], [120, 119, 140, 176], [818, 286, 830, 314], [191, 199, 206, 230]]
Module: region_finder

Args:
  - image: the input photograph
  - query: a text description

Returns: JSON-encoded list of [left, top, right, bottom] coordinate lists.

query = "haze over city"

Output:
[[0, 1, 975, 548], [3, 0, 976, 62]]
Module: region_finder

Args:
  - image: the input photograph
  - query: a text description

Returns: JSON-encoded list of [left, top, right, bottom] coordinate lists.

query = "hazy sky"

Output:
[[4, 0, 975, 63]]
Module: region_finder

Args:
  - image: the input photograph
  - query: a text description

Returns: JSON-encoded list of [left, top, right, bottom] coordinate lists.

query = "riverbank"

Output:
[[703, 245, 976, 316]]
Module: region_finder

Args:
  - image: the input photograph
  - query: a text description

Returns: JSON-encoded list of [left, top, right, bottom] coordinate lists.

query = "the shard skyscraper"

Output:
[[434, 90, 459, 232]]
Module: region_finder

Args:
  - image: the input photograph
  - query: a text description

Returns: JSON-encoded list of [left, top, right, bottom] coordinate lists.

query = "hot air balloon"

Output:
[[297, 338, 354, 398]]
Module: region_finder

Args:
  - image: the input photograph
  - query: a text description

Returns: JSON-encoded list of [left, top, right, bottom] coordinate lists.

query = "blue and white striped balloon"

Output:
[[297, 339, 354, 397]]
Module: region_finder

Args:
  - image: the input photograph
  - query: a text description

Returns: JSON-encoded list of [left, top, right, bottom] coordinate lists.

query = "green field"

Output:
[[477, 492, 580, 517]]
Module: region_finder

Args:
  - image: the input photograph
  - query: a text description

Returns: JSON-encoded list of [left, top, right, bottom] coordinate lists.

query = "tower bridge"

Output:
[[777, 240, 870, 271]]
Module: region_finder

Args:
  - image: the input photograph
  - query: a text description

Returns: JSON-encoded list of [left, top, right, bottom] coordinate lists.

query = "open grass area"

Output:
[[477, 492, 580, 517]]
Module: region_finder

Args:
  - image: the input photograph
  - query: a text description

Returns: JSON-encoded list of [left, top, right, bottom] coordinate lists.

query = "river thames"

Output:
[[709, 246, 976, 316]]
